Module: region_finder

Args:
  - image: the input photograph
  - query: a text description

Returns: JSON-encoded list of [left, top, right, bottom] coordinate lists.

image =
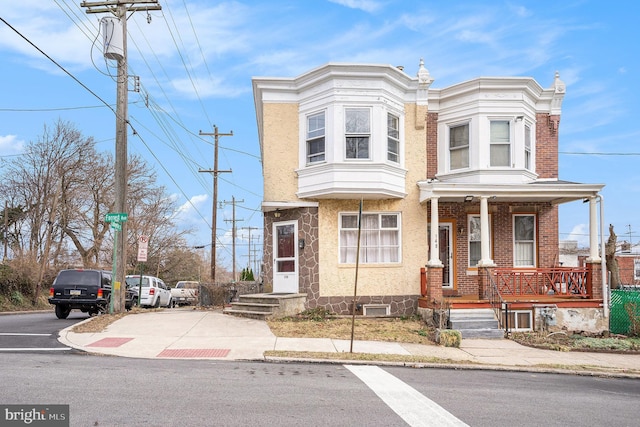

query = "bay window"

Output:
[[387, 113, 400, 163], [345, 108, 370, 159], [306, 111, 325, 164], [490, 120, 511, 167], [449, 123, 469, 169]]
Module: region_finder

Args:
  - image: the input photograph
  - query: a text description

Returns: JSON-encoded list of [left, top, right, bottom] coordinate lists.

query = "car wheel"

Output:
[[154, 296, 160, 308], [55, 305, 71, 319], [131, 296, 138, 308]]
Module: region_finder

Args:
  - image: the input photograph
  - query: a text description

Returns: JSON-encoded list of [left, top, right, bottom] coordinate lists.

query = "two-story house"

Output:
[[252, 60, 607, 332]]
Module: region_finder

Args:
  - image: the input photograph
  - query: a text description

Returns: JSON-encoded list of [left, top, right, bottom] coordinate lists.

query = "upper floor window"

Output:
[[387, 113, 400, 163], [490, 120, 511, 167], [449, 123, 469, 169], [513, 214, 536, 267], [345, 108, 370, 159], [339, 212, 400, 264], [524, 124, 532, 170], [306, 112, 325, 164]]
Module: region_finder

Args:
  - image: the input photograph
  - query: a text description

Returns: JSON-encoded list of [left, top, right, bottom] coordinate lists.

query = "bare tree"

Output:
[[606, 224, 621, 289]]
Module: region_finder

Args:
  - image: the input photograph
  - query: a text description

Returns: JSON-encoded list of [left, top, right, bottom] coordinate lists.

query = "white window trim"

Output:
[[504, 310, 533, 331], [338, 212, 402, 264], [448, 121, 470, 171], [387, 112, 400, 164], [306, 110, 326, 165], [513, 214, 537, 267], [489, 118, 513, 168], [344, 107, 372, 161]]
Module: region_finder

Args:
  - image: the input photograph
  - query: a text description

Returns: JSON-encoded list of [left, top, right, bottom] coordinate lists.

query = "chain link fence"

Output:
[[610, 287, 640, 335]]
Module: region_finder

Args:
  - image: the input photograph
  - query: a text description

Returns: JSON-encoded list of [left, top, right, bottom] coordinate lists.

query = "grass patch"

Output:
[[267, 312, 436, 345]]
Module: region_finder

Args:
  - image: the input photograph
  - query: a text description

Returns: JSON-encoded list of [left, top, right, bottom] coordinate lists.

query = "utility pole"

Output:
[[241, 226, 259, 275], [3, 201, 7, 262], [82, 0, 161, 312], [222, 196, 243, 282], [199, 126, 232, 284]]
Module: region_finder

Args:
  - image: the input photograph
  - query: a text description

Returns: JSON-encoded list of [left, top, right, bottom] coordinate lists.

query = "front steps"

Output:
[[223, 293, 306, 320], [448, 308, 505, 339]]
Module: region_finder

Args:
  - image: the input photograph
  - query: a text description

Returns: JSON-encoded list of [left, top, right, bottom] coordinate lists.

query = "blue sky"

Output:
[[1, 0, 639, 271]]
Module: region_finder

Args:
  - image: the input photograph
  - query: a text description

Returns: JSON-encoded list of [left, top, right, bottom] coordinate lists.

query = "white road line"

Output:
[[345, 365, 468, 427], [0, 348, 71, 351], [0, 333, 52, 336]]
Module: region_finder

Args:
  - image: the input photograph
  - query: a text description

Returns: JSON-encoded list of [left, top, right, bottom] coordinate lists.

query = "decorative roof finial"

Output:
[[417, 58, 433, 86]]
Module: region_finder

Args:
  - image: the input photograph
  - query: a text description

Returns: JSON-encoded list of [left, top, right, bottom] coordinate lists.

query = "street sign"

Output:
[[137, 235, 149, 262], [105, 212, 129, 223], [111, 222, 122, 232]]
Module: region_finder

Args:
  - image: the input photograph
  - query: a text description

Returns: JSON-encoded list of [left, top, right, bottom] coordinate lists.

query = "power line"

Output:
[[0, 16, 115, 115]]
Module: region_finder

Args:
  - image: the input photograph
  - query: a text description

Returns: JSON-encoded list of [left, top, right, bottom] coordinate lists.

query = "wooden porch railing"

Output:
[[493, 267, 589, 297]]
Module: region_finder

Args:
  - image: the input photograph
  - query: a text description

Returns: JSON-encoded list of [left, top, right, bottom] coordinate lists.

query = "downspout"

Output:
[[598, 194, 608, 318]]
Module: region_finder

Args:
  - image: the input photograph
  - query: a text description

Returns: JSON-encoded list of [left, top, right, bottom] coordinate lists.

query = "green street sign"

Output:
[[105, 212, 128, 223], [111, 222, 122, 231]]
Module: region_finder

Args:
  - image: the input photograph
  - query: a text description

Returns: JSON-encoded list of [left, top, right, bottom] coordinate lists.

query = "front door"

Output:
[[272, 221, 298, 293], [439, 223, 453, 289]]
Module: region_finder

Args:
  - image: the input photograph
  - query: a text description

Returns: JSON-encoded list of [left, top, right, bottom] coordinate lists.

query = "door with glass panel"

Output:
[[272, 221, 298, 293], [440, 223, 453, 289]]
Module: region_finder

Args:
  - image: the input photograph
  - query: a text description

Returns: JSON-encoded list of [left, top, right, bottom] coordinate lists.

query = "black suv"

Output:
[[48, 269, 138, 319]]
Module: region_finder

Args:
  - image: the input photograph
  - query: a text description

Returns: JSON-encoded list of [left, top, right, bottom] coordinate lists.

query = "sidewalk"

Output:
[[59, 308, 640, 378]]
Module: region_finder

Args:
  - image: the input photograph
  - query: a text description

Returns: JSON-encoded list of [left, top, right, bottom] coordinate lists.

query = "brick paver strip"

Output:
[[157, 348, 230, 358], [88, 337, 134, 348]]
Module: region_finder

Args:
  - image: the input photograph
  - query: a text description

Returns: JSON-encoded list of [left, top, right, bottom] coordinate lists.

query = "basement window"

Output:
[[502, 310, 532, 331]]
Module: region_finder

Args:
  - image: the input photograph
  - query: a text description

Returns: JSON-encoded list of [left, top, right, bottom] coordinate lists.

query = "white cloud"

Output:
[[567, 223, 589, 248], [328, 0, 383, 13], [0, 135, 25, 156]]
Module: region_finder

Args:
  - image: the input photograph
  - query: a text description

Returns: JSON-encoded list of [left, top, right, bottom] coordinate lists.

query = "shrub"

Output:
[[436, 329, 462, 347]]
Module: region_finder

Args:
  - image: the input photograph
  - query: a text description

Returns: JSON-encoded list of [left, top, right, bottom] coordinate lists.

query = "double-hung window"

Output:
[[524, 124, 532, 170], [339, 213, 400, 263], [490, 120, 511, 167], [387, 113, 400, 163], [468, 215, 491, 267], [449, 123, 469, 169], [345, 108, 370, 159], [306, 112, 325, 164], [514, 214, 536, 267]]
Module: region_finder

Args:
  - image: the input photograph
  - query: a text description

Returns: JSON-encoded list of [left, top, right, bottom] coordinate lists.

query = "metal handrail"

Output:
[[484, 268, 508, 332]]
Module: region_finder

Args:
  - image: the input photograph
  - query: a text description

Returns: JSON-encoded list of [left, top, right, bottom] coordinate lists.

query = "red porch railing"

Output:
[[493, 267, 589, 297]]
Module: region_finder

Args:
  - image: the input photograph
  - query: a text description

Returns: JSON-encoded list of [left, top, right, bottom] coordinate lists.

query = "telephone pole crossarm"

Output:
[[80, 0, 161, 14]]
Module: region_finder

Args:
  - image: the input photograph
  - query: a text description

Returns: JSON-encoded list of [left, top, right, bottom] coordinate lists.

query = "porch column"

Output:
[[427, 196, 443, 267], [477, 196, 496, 267], [587, 196, 601, 262]]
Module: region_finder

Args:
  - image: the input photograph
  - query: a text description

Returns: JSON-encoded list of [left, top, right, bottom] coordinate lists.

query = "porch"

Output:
[[419, 265, 605, 332]]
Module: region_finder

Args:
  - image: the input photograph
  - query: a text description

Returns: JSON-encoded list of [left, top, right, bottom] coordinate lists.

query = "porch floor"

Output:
[[432, 294, 603, 309]]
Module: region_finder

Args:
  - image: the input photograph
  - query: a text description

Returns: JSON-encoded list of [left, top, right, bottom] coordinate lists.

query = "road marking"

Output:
[[0, 348, 71, 351], [345, 365, 468, 427], [0, 333, 52, 336]]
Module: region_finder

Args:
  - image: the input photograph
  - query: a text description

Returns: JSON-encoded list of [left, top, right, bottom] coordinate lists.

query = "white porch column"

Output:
[[587, 196, 601, 262], [477, 196, 496, 267], [427, 197, 443, 266]]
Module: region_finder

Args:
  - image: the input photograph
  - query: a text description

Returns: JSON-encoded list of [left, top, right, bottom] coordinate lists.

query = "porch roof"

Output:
[[417, 179, 604, 204]]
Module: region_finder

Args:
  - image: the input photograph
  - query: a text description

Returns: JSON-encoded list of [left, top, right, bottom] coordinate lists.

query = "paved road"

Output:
[[0, 311, 86, 352], [1, 353, 638, 427]]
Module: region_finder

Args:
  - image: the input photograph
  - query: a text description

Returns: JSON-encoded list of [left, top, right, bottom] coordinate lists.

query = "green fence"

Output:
[[610, 288, 640, 335]]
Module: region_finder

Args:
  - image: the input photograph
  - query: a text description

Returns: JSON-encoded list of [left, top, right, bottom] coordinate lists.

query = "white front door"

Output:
[[272, 221, 298, 293]]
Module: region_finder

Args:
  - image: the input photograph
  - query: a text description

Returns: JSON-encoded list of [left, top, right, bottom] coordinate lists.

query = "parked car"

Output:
[[170, 280, 199, 306], [49, 268, 141, 319], [125, 275, 172, 308]]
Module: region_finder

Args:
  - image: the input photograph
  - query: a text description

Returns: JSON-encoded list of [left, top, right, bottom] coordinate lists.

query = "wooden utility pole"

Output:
[[82, 0, 161, 311], [222, 197, 243, 281], [241, 226, 259, 275], [199, 126, 232, 284]]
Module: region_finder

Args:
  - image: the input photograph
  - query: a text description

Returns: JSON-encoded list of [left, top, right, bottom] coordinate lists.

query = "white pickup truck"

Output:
[[171, 281, 199, 306]]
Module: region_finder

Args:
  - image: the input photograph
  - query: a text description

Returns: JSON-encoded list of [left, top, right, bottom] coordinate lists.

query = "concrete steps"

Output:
[[223, 293, 306, 320], [448, 308, 505, 339]]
